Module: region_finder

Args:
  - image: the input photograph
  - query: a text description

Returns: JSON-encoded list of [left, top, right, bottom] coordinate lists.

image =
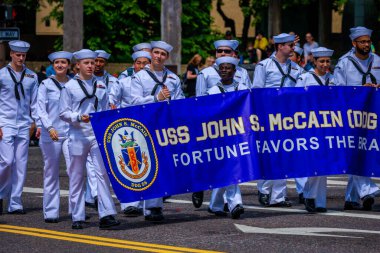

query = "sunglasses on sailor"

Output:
[[216, 49, 233, 54]]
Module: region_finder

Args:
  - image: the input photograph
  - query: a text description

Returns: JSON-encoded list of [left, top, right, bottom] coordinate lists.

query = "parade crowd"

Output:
[[0, 25, 379, 230]]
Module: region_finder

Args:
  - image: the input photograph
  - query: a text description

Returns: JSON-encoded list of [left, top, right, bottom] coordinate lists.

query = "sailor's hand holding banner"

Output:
[[89, 86, 380, 203]]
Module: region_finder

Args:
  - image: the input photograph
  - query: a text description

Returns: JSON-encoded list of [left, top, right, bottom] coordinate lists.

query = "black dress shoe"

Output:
[[8, 209, 26, 215], [231, 205, 244, 219], [258, 191, 270, 206], [99, 215, 120, 229], [191, 191, 204, 208], [344, 201, 362, 210], [45, 218, 59, 223], [223, 203, 229, 212], [268, 201, 292, 208], [362, 195, 375, 211], [72, 221, 83, 229], [85, 214, 91, 220], [145, 208, 164, 222], [304, 198, 316, 213], [123, 206, 143, 217], [0, 199, 3, 215], [207, 208, 228, 217], [316, 207, 327, 213], [298, 193, 305, 204]]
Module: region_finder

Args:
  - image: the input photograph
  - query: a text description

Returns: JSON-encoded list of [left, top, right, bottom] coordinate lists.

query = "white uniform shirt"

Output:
[[118, 67, 134, 80], [94, 71, 118, 96], [207, 81, 248, 95], [59, 77, 108, 137], [296, 70, 335, 87], [196, 64, 251, 96], [252, 57, 303, 88], [37, 76, 70, 142], [334, 51, 380, 86], [130, 64, 184, 105], [0, 64, 38, 128], [109, 75, 132, 108]]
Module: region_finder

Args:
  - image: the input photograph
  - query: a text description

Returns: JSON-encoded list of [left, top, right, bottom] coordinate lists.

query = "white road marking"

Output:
[[235, 224, 380, 238], [23, 184, 380, 221]]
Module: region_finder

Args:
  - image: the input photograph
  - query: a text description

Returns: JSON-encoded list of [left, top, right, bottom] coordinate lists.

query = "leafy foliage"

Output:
[[42, 0, 221, 63]]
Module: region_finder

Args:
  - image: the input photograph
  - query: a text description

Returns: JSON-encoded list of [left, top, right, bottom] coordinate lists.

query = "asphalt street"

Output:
[[1, 147, 380, 253]]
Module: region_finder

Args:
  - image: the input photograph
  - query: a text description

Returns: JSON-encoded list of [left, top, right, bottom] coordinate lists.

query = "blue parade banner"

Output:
[[90, 86, 380, 203]]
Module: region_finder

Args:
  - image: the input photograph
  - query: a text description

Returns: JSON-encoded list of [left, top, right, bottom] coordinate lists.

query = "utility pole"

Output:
[[63, 0, 83, 52], [161, 0, 182, 74]]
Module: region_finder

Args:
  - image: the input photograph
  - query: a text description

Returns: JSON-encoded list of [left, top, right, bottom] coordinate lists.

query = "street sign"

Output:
[[0, 27, 20, 41]]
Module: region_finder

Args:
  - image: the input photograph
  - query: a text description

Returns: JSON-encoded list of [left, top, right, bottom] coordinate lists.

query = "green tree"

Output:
[[43, 0, 221, 63]]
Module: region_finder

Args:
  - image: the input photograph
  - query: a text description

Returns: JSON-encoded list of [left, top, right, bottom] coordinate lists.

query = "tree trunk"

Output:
[[216, 0, 236, 37], [161, 0, 182, 74], [318, 0, 332, 47], [240, 0, 252, 53], [63, 0, 83, 52], [268, 0, 281, 36]]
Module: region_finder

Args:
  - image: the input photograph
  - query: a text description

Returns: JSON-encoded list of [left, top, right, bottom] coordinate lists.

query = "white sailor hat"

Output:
[[349, 26, 372, 41], [311, 47, 334, 58], [273, 33, 295, 44], [150, 41, 173, 53], [215, 56, 239, 67], [132, 43, 152, 52], [9, 40, 30, 53], [95, 50, 111, 60], [48, 51, 73, 62], [294, 46, 303, 56], [132, 51, 151, 61], [73, 49, 98, 60], [213, 40, 239, 50]]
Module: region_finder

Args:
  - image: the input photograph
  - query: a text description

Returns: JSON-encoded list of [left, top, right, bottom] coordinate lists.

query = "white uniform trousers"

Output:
[[143, 198, 163, 216], [257, 179, 287, 204], [85, 154, 97, 204], [121, 201, 143, 210], [303, 176, 327, 208], [68, 136, 116, 222], [295, 178, 307, 194], [345, 175, 380, 202], [209, 184, 242, 212], [40, 138, 70, 219], [0, 126, 29, 212]]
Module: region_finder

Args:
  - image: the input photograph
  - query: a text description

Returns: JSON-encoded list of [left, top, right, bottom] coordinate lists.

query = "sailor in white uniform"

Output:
[[109, 50, 151, 217], [252, 33, 303, 207], [130, 41, 184, 222], [0, 40, 39, 215], [196, 39, 251, 97], [207, 56, 247, 219], [334, 26, 380, 211], [296, 47, 335, 212], [288, 45, 307, 203], [59, 49, 120, 229], [84, 50, 119, 209], [38, 51, 73, 222], [118, 42, 152, 80]]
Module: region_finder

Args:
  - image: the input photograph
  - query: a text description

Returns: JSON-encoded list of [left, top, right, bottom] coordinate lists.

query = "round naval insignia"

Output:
[[104, 118, 158, 191]]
